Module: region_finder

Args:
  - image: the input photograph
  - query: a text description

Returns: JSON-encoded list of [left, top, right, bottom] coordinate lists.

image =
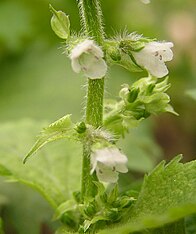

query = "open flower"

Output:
[[91, 147, 128, 183], [132, 42, 174, 78], [70, 39, 107, 79]]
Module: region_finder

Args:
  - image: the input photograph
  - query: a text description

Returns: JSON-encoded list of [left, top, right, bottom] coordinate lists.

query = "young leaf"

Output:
[[98, 155, 196, 233], [23, 115, 78, 163], [50, 5, 70, 40]]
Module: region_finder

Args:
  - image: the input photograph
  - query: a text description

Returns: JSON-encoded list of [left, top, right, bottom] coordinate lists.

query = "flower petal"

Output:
[[91, 147, 128, 183], [115, 163, 129, 173], [70, 39, 107, 78], [96, 168, 119, 183], [84, 58, 107, 79], [70, 40, 93, 59], [132, 41, 173, 78], [147, 59, 169, 78], [160, 48, 173, 61], [71, 59, 81, 73]]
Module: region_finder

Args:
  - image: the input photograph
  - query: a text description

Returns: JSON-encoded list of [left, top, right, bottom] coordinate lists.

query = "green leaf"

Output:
[[0, 120, 82, 209], [121, 121, 162, 173], [50, 5, 70, 40], [98, 155, 196, 233], [23, 115, 78, 163], [149, 219, 185, 234], [185, 214, 196, 234]]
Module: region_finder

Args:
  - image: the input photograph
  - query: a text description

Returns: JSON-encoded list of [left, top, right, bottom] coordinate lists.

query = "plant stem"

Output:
[[78, 0, 105, 201], [86, 79, 104, 127], [78, 0, 104, 44]]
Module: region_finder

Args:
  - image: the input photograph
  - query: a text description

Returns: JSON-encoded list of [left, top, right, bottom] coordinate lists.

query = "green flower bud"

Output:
[[84, 202, 97, 217], [108, 47, 121, 61], [118, 196, 135, 208], [143, 110, 151, 118], [75, 122, 86, 134], [119, 40, 145, 52], [61, 212, 76, 228], [146, 83, 155, 95], [144, 93, 172, 114], [133, 109, 150, 120], [50, 5, 70, 39], [105, 208, 120, 222], [127, 88, 140, 103]]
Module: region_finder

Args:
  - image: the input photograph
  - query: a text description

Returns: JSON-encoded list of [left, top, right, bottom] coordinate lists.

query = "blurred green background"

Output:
[[0, 0, 196, 233]]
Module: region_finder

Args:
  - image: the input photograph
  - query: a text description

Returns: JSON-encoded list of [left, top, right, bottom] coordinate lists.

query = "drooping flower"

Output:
[[132, 41, 174, 78], [140, 0, 150, 4], [91, 147, 128, 183], [70, 39, 107, 79]]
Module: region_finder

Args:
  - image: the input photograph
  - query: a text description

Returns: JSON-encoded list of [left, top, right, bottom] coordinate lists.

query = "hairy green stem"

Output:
[[78, 0, 105, 201], [81, 79, 104, 199], [78, 0, 104, 44], [86, 79, 104, 127]]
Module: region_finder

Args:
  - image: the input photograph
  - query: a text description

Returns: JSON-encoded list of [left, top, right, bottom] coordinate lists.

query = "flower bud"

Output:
[[83, 202, 97, 217], [107, 47, 121, 61], [133, 109, 150, 120], [127, 88, 140, 103], [118, 196, 135, 208], [61, 212, 76, 228], [75, 122, 86, 134], [146, 83, 155, 95], [105, 208, 120, 221]]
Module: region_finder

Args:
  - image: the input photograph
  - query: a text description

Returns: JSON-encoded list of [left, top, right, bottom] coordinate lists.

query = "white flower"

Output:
[[140, 0, 150, 4], [132, 42, 174, 78], [70, 39, 107, 79], [91, 147, 128, 183]]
